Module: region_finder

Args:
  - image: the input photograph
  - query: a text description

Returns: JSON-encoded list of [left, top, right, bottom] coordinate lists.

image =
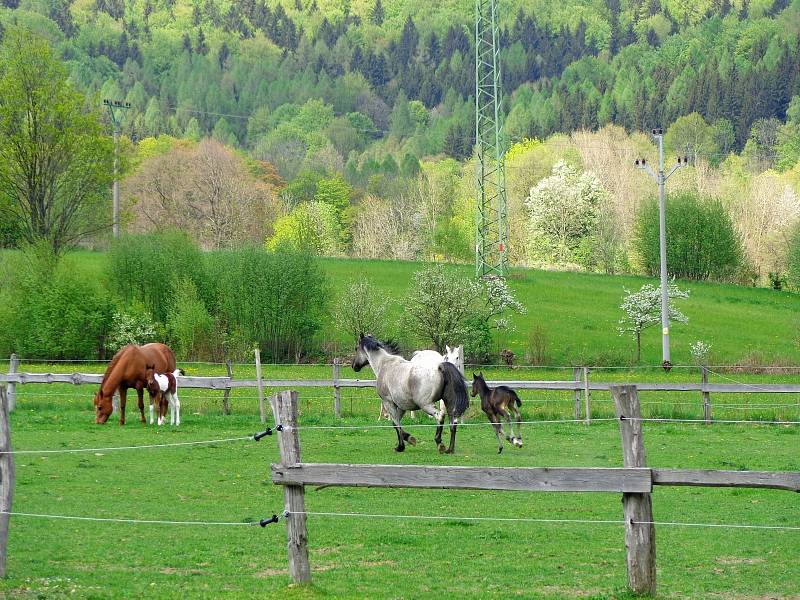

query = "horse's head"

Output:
[[94, 389, 113, 424], [144, 364, 158, 396], [351, 336, 370, 372], [470, 372, 483, 397]]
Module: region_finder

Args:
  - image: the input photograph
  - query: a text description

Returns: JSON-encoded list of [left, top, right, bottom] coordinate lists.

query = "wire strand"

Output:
[[0, 511, 259, 526], [2, 435, 256, 455]]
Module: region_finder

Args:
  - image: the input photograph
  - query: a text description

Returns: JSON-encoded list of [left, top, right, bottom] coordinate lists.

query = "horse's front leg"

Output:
[[118, 388, 127, 426], [385, 402, 410, 452], [137, 386, 146, 424], [487, 411, 505, 453]]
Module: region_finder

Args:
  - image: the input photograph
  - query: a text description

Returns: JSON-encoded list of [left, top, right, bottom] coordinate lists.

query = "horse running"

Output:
[[145, 366, 184, 426], [470, 372, 523, 453], [94, 343, 176, 425], [353, 335, 469, 453]]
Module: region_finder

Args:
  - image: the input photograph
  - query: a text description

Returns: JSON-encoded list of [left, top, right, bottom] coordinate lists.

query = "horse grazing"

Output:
[[94, 343, 176, 425], [145, 366, 184, 426], [353, 335, 469, 453], [470, 372, 523, 453]]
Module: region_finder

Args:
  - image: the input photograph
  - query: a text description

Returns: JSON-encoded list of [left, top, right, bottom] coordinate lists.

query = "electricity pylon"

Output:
[[104, 99, 131, 239], [474, 0, 508, 277]]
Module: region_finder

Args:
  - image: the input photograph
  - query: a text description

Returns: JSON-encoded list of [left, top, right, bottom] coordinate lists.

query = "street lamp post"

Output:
[[103, 99, 131, 239], [635, 128, 689, 370]]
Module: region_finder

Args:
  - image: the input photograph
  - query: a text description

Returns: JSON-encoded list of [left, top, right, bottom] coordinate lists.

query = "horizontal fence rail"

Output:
[[2, 372, 799, 393]]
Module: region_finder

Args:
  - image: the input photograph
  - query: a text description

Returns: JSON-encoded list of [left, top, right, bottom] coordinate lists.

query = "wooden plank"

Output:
[[270, 391, 311, 584], [0, 386, 15, 577], [652, 469, 800, 492], [272, 464, 652, 493], [612, 385, 656, 596]]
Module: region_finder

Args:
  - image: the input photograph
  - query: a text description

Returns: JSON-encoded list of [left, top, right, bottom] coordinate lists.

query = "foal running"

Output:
[[470, 372, 523, 453]]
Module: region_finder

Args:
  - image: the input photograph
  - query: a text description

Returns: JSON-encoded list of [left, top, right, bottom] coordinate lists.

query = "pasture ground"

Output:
[[2, 363, 800, 599]]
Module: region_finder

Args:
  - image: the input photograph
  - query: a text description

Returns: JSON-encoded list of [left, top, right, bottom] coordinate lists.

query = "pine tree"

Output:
[[192, 2, 202, 26], [195, 28, 208, 55], [370, 0, 384, 26], [398, 16, 419, 67]]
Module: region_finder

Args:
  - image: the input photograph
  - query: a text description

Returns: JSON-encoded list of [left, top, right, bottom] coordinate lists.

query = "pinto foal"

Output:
[[470, 372, 523, 453], [145, 365, 184, 426]]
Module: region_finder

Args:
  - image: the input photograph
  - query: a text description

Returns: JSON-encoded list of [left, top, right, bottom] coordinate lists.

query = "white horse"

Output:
[[146, 367, 183, 426], [353, 335, 469, 453], [378, 345, 464, 419]]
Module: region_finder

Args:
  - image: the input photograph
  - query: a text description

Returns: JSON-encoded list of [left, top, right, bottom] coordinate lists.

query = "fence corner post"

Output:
[[573, 367, 581, 420], [611, 384, 656, 597], [254, 349, 266, 424], [7, 355, 17, 413], [270, 390, 311, 584], [701, 366, 711, 424], [333, 359, 342, 419], [0, 385, 15, 578], [222, 360, 233, 416], [583, 366, 591, 425]]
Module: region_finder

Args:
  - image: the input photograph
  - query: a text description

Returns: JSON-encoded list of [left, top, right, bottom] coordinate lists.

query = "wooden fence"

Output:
[[3, 352, 800, 422], [269, 386, 800, 594]]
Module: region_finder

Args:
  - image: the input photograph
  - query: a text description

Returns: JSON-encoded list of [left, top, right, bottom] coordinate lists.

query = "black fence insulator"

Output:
[[260, 514, 279, 527], [254, 428, 273, 441]]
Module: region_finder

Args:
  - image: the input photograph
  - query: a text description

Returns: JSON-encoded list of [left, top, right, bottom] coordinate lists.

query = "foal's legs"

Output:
[[498, 408, 522, 447], [486, 411, 505, 453], [509, 405, 523, 447]]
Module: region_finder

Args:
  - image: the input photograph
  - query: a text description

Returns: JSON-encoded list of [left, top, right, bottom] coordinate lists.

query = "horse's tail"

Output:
[[512, 390, 522, 408], [439, 362, 469, 418]]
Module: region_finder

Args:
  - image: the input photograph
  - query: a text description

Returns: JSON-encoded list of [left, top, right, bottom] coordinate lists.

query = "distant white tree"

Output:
[[525, 160, 610, 267], [618, 284, 689, 362]]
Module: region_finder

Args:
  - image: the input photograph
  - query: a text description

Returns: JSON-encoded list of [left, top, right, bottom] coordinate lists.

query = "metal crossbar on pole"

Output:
[[474, 0, 508, 277]]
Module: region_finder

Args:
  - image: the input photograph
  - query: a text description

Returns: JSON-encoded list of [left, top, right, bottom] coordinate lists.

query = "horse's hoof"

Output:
[[445, 448, 454, 454], [438, 444, 446, 454], [395, 445, 405, 453], [498, 446, 503, 454], [407, 436, 417, 446]]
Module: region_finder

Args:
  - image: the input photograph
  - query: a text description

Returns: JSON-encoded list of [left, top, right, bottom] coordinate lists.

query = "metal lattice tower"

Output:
[[474, 0, 508, 277]]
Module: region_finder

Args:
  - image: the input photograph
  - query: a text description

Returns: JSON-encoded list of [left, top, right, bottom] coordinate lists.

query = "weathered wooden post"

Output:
[[6, 355, 17, 412], [0, 385, 15, 577], [254, 349, 266, 424], [583, 367, 591, 424], [701, 366, 711, 424], [270, 390, 311, 584], [222, 360, 233, 416], [333, 359, 342, 419], [573, 367, 582, 420], [611, 385, 656, 596]]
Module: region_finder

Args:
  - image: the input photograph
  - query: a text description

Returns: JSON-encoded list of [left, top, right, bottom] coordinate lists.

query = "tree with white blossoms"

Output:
[[333, 277, 392, 346], [403, 265, 526, 359], [525, 160, 610, 268], [618, 284, 690, 363]]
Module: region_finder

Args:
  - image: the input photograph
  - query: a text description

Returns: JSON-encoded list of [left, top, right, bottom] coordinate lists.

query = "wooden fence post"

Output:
[[611, 385, 656, 596], [222, 360, 233, 416], [7, 355, 17, 413], [701, 366, 711, 424], [254, 349, 266, 424], [270, 390, 311, 584], [583, 367, 591, 424], [333, 359, 342, 419], [0, 385, 15, 578], [573, 367, 582, 420]]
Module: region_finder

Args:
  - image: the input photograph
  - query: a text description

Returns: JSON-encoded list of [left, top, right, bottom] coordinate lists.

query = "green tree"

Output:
[[0, 29, 114, 254]]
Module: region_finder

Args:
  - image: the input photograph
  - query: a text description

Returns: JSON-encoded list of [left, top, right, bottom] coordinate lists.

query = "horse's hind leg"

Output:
[[445, 415, 458, 454], [434, 411, 446, 452], [498, 408, 521, 447], [510, 405, 523, 447]]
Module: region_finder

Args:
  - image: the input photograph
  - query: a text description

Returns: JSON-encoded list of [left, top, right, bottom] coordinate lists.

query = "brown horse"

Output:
[[470, 372, 523, 453], [94, 343, 176, 425]]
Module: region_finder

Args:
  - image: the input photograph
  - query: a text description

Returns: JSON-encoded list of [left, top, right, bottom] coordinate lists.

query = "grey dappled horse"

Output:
[[352, 335, 469, 453]]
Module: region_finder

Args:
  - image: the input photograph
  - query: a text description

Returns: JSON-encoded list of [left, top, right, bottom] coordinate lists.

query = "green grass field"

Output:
[[3, 362, 800, 599]]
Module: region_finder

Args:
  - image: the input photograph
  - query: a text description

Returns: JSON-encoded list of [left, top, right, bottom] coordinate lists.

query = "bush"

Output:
[[206, 246, 328, 361], [105, 304, 159, 354], [0, 249, 114, 359], [634, 192, 742, 280], [108, 232, 206, 323], [786, 224, 800, 290], [166, 278, 215, 361]]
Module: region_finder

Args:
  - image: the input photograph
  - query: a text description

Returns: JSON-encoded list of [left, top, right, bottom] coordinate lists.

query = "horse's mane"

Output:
[[360, 335, 400, 355], [102, 345, 135, 380]]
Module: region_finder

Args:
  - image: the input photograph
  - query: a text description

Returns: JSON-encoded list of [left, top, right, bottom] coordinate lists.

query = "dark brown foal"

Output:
[[470, 372, 523, 453]]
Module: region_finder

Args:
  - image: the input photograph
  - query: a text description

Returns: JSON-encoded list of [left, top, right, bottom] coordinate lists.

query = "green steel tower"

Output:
[[474, 0, 508, 277]]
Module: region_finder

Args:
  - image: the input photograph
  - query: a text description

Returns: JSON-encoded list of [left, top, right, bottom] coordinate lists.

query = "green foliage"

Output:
[[166, 278, 215, 361], [332, 277, 392, 345], [108, 232, 206, 324], [0, 248, 113, 359], [0, 27, 113, 254], [206, 246, 328, 361], [634, 192, 743, 281], [266, 201, 343, 255], [786, 223, 800, 290]]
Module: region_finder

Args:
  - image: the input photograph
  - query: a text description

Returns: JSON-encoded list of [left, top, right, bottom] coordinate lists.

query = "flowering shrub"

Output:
[[690, 340, 712, 365], [617, 283, 689, 362]]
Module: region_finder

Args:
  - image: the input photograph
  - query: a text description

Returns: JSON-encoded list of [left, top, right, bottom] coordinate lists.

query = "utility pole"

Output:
[[474, 0, 508, 277], [103, 99, 131, 239], [635, 128, 689, 371]]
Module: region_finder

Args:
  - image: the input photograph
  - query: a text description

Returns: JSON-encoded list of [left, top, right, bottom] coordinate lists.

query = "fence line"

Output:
[[1, 435, 257, 455], [0, 511, 265, 527]]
